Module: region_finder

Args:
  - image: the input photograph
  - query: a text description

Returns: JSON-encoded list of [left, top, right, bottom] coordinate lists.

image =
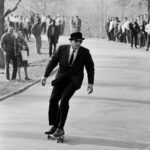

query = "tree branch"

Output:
[[3, 0, 22, 19]]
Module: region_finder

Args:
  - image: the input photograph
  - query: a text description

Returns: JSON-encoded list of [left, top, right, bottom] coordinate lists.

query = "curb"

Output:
[[0, 68, 58, 102], [0, 79, 40, 102]]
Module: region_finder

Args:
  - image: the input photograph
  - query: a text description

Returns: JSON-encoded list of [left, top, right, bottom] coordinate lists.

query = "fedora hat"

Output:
[[69, 32, 85, 40]]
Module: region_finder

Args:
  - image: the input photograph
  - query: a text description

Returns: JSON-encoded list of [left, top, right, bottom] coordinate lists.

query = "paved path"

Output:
[[1, 38, 150, 150]]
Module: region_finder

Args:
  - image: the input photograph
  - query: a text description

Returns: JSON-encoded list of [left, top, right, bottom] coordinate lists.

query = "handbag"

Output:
[[21, 50, 28, 61]]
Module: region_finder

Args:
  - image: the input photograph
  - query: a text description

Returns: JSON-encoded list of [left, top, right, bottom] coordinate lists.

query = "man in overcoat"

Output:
[[47, 20, 59, 57], [32, 17, 42, 54]]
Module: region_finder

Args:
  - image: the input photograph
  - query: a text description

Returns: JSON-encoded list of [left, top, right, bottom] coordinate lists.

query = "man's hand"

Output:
[[87, 84, 93, 94], [41, 77, 47, 86]]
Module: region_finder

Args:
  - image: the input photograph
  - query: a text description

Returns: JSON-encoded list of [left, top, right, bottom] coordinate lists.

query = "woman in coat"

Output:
[[15, 30, 30, 81]]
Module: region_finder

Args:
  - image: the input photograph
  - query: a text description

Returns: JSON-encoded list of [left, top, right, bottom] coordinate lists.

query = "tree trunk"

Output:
[[148, 0, 150, 21], [0, 0, 5, 68]]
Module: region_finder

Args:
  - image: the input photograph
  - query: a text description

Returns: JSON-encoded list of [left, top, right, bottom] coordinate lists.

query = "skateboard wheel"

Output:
[[57, 137, 64, 143], [57, 139, 62, 143]]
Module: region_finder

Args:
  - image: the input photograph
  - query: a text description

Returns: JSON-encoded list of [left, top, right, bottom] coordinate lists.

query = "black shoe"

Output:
[[45, 126, 57, 135], [53, 128, 65, 138], [146, 49, 149, 51], [25, 77, 31, 80]]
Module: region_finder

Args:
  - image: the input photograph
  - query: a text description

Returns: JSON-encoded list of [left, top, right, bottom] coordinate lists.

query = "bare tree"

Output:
[[148, 0, 150, 20], [0, 0, 5, 68], [31, 0, 47, 15]]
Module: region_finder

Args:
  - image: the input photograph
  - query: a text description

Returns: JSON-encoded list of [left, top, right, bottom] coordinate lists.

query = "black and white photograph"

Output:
[[0, 0, 150, 149]]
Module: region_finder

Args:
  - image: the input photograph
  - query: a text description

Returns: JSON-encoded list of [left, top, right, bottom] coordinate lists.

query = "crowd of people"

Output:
[[105, 14, 150, 51], [0, 11, 84, 82], [4, 12, 66, 38], [0, 12, 67, 81], [69, 16, 82, 33]]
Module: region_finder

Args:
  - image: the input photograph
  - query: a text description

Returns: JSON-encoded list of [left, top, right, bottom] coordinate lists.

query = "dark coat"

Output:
[[14, 37, 29, 56], [1, 33, 15, 55], [44, 44, 95, 89], [32, 23, 42, 37], [47, 25, 59, 43]]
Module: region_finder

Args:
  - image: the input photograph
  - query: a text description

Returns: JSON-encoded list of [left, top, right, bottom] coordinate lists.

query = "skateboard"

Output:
[[47, 134, 64, 143]]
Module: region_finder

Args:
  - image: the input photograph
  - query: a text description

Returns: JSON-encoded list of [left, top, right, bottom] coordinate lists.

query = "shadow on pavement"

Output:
[[83, 80, 150, 90], [74, 95, 150, 105], [0, 130, 45, 141], [66, 135, 149, 149]]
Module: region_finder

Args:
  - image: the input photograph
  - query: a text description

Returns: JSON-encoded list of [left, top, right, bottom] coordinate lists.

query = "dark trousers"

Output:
[[142, 32, 147, 47], [125, 29, 130, 43], [146, 34, 150, 50], [23, 28, 29, 41], [130, 31, 137, 48], [49, 40, 57, 57], [41, 22, 46, 34], [5, 54, 17, 80], [48, 78, 77, 130], [35, 36, 42, 54]]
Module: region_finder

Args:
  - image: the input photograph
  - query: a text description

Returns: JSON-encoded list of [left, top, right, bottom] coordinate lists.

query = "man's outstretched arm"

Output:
[[41, 46, 60, 86]]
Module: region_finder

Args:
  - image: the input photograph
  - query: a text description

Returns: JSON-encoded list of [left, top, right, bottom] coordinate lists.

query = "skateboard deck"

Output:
[[47, 134, 64, 143]]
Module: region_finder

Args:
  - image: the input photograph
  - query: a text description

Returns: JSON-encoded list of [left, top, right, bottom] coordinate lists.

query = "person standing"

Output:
[[55, 15, 61, 35], [15, 30, 30, 81], [142, 15, 148, 47], [123, 17, 130, 43], [22, 17, 29, 41], [61, 16, 65, 35], [41, 15, 47, 34], [75, 16, 81, 32], [69, 16, 75, 33], [41, 32, 95, 138], [1, 25, 17, 81], [47, 20, 59, 57], [145, 20, 150, 51], [109, 17, 115, 41], [105, 16, 110, 40], [32, 17, 42, 54], [129, 20, 140, 49]]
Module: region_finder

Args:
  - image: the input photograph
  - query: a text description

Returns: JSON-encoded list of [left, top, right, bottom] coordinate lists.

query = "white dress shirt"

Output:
[[124, 21, 130, 30], [145, 23, 150, 34]]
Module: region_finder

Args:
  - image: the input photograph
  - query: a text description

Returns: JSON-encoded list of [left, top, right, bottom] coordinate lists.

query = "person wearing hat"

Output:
[[41, 32, 95, 138]]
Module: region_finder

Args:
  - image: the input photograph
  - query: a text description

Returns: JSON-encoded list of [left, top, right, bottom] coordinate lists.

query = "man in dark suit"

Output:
[[41, 32, 95, 138], [47, 20, 59, 57]]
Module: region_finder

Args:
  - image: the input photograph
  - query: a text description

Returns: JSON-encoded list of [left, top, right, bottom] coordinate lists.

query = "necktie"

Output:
[[69, 50, 76, 65]]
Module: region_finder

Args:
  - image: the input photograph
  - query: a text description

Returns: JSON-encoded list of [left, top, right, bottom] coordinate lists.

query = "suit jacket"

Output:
[[1, 33, 15, 55], [32, 23, 42, 37], [44, 45, 95, 89], [47, 25, 59, 43]]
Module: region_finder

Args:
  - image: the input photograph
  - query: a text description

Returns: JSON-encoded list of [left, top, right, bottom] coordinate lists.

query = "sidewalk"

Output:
[[0, 35, 71, 101], [0, 35, 52, 101]]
